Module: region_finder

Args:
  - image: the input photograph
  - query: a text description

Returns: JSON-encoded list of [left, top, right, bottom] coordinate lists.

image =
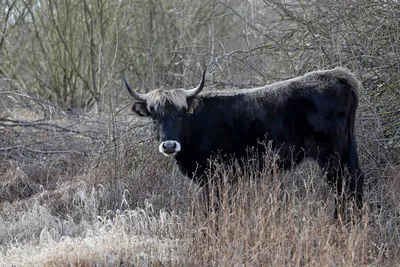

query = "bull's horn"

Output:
[[122, 76, 148, 101], [184, 69, 206, 97]]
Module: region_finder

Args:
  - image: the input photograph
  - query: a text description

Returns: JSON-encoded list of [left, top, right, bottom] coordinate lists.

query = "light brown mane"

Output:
[[146, 89, 188, 111]]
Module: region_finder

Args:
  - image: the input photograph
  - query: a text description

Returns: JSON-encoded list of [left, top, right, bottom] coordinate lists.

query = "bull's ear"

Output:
[[132, 101, 150, 117], [187, 97, 203, 115]]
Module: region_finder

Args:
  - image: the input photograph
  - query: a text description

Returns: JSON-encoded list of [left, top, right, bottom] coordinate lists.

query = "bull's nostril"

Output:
[[162, 141, 176, 151], [159, 141, 181, 156], [163, 141, 176, 150]]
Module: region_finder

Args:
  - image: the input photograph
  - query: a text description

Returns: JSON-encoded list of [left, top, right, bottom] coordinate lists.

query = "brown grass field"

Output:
[[0, 89, 399, 266]]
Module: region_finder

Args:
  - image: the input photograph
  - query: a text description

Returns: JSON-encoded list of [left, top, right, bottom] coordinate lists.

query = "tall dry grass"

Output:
[[0, 100, 400, 266], [184, 160, 400, 266]]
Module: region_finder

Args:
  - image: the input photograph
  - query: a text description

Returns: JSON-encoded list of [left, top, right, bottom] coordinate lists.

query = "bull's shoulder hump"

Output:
[[306, 67, 361, 85], [315, 67, 362, 94]]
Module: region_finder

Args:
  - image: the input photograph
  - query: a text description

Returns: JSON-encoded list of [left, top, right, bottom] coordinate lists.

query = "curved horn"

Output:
[[183, 69, 206, 97], [122, 75, 148, 101]]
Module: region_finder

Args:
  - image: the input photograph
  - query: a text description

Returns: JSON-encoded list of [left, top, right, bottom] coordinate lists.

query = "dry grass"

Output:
[[1, 96, 400, 266], [184, 164, 400, 266], [0, 204, 182, 266]]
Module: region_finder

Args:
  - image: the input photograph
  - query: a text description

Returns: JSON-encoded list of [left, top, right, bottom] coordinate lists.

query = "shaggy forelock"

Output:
[[146, 89, 188, 112]]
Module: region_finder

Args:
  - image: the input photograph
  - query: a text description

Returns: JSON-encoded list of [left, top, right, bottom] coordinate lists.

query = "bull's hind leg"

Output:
[[316, 141, 364, 221], [342, 137, 364, 217]]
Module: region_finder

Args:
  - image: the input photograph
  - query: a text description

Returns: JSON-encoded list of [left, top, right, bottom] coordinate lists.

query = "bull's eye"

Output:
[[186, 106, 195, 114], [140, 109, 149, 116]]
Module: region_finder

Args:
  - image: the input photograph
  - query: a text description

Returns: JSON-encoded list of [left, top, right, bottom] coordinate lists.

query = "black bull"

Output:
[[123, 67, 365, 218]]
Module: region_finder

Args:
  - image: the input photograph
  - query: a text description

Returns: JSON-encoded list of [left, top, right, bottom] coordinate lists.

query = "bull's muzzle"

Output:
[[159, 140, 181, 157]]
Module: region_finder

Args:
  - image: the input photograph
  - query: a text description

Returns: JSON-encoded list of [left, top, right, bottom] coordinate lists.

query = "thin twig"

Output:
[[0, 119, 84, 135], [0, 145, 89, 155]]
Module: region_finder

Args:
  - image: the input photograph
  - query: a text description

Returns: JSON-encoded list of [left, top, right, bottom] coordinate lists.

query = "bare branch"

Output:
[[0, 145, 89, 155], [0, 118, 84, 135]]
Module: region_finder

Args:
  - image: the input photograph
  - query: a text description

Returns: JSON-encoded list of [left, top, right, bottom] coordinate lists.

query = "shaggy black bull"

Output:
[[123, 67, 365, 218]]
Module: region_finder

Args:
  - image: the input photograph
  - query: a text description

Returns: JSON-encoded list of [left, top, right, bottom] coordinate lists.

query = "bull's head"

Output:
[[123, 70, 206, 156]]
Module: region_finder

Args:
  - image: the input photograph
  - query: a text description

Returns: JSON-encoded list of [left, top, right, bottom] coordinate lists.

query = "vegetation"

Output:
[[0, 0, 399, 266]]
